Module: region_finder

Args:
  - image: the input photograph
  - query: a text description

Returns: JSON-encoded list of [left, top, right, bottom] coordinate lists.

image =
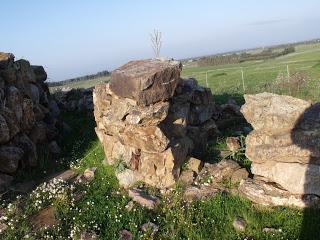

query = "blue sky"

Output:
[[1, 0, 319, 81]]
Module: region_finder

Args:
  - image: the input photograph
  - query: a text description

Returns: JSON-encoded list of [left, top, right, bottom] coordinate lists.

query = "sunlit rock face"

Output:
[[110, 59, 182, 106], [94, 59, 217, 188], [240, 93, 320, 207]]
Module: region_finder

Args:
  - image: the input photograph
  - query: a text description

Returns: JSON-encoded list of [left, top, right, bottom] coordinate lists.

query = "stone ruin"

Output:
[[0, 52, 62, 191], [239, 93, 320, 207], [2, 50, 316, 210], [94, 59, 217, 188], [53, 88, 93, 112]]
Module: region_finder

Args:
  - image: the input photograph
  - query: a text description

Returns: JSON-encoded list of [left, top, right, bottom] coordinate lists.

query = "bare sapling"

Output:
[[150, 29, 162, 58]]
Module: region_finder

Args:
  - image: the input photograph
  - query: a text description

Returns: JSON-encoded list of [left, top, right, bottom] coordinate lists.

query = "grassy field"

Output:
[[50, 42, 320, 104], [2, 43, 320, 239], [49, 76, 110, 92], [182, 42, 320, 103]]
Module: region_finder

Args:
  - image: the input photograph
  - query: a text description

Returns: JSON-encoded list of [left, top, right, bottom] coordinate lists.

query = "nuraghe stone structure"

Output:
[[240, 93, 320, 207], [94, 59, 217, 188], [0, 52, 62, 191]]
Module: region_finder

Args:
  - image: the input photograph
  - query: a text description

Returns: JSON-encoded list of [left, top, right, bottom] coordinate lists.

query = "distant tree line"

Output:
[[197, 54, 240, 67], [239, 46, 295, 62], [48, 70, 110, 87], [197, 46, 295, 67]]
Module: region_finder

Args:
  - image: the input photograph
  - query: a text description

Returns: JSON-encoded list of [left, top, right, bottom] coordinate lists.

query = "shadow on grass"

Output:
[[60, 110, 98, 167], [213, 92, 245, 105], [203, 92, 251, 171], [14, 110, 98, 185]]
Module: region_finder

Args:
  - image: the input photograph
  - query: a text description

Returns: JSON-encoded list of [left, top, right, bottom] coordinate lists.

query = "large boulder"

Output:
[[241, 92, 311, 134], [32, 65, 47, 82], [13, 134, 38, 167], [239, 178, 320, 208], [241, 92, 320, 203], [0, 114, 10, 144], [246, 130, 320, 165], [15, 59, 36, 83], [0, 107, 20, 138], [6, 86, 23, 122], [251, 161, 320, 195], [0, 146, 24, 173], [110, 59, 182, 106]]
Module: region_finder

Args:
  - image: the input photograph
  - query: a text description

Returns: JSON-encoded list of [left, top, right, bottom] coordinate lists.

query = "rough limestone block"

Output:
[[110, 59, 182, 106]]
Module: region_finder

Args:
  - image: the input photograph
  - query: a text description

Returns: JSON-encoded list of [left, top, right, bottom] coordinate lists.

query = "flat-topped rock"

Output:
[[242, 92, 320, 202], [251, 161, 320, 195], [110, 59, 182, 106], [241, 92, 311, 133], [239, 178, 320, 208]]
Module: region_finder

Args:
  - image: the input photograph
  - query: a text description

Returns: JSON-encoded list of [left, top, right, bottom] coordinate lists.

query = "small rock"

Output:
[[219, 150, 231, 159], [119, 229, 133, 240], [48, 141, 61, 155], [125, 201, 134, 212], [80, 231, 97, 240], [31, 207, 59, 231], [73, 191, 86, 202], [48, 169, 77, 183], [128, 188, 159, 210], [262, 227, 282, 233], [202, 160, 241, 183], [84, 167, 97, 181], [231, 168, 249, 184], [183, 185, 221, 201], [186, 157, 203, 173], [226, 137, 241, 152], [0, 223, 7, 234], [232, 217, 246, 231], [141, 222, 159, 233], [179, 169, 195, 185], [0, 208, 5, 218], [116, 169, 142, 189]]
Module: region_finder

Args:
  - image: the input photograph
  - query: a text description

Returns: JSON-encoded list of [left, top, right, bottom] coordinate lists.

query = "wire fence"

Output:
[[182, 62, 320, 103]]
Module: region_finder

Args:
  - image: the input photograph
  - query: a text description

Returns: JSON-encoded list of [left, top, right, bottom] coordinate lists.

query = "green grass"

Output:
[[182, 42, 320, 104], [1, 112, 320, 240], [49, 76, 110, 92]]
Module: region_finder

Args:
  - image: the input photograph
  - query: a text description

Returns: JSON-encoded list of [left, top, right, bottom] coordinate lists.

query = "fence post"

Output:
[[241, 68, 245, 92], [205, 71, 208, 87], [287, 64, 290, 82]]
